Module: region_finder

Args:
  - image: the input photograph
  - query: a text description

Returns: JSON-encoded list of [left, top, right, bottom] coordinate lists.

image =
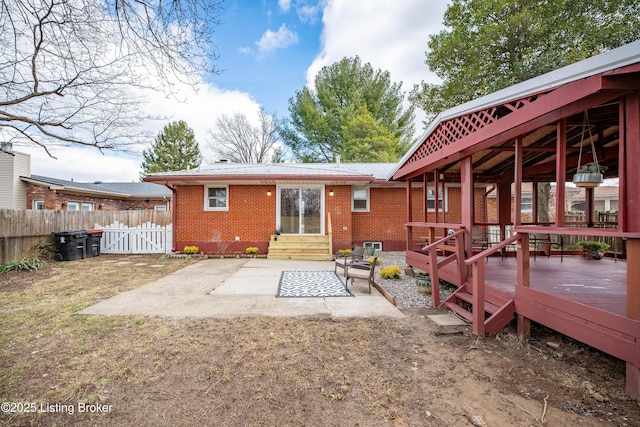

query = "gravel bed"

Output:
[[374, 251, 452, 309]]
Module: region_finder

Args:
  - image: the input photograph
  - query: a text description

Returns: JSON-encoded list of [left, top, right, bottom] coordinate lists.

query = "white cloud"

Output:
[[279, 0, 291, 12], [256, 24, 299, 55], [307, 0, 449, 132], [18, 80, 262, 181], [296, 2, 324, 23]]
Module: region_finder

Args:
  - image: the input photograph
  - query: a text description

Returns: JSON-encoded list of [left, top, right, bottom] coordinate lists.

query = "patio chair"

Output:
[[345, 256, 378, 294], [334, 245, 368, 276], [472, 226, 490, 262]]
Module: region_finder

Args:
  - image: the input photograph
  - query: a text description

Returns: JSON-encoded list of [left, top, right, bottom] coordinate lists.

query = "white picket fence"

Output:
[[96, 221, 172, 254]]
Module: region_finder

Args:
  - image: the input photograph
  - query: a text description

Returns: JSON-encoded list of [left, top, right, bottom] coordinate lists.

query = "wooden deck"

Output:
[[408, 249, 639, 366], [483, 255, 627, 315]]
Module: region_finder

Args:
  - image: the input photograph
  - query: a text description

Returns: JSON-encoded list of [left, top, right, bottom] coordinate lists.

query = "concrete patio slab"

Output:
[[79, 258, 404, 319]]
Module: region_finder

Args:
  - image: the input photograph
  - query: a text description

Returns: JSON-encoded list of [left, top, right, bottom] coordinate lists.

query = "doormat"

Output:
[[276, 271, 353, 298]]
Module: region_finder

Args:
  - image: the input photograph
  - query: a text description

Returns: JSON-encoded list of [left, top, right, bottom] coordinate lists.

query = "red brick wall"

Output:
[[175, 184, 276, 254], [325, 186, 353, 251], [172, 183, 488, 254], [25, 184, 169, 211], [352, 187, 415, 251]]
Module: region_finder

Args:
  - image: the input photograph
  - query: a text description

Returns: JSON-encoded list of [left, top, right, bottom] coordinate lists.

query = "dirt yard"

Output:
[[1, 255, 639, 426]]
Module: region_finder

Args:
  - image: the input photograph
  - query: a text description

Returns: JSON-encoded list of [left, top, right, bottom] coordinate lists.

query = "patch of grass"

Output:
[[325, 392, 345, 401], [0, 257, 46, 274], [0, 255, 197, 403]]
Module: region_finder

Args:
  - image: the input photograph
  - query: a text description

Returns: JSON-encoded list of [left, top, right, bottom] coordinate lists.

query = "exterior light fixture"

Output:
[[329, 189, 334, 197], [267, 189, 272, 197]]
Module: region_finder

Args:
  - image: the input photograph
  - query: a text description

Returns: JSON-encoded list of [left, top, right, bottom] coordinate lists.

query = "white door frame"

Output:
[[276, 185, 325, 235]]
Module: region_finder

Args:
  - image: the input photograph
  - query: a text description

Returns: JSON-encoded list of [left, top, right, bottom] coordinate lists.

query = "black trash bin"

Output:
[[85, 229, 103, 258], [53, 230, 87, 261]]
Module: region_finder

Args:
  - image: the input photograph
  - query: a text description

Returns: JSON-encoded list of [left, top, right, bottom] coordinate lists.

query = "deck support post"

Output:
[[472, 260, 485, 336], [625, 93, 640, 399], [516, 234, 531, 337]]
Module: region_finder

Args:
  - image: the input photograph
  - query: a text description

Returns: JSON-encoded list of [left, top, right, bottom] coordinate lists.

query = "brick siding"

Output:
[[172, 183, 488, 254], [26, 183, 169, 211]]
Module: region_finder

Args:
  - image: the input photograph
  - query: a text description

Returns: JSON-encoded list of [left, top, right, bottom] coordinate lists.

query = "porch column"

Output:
[[497, 174, 512, 241], [514, 136, 523, 226], [555, 119, 567, 227], [423, 173, 429, 222], [624, 93, 640, 399], [406, 180, 412, 251], [461, 156, 473, 272]]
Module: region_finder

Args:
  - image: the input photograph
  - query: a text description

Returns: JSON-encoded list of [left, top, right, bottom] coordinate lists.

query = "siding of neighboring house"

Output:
[[25, 183, 170, 211], [0, 151, 30, 209]]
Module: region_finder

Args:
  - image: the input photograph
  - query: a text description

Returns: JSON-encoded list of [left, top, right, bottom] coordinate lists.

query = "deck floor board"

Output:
[[484, 255, 627, 316]]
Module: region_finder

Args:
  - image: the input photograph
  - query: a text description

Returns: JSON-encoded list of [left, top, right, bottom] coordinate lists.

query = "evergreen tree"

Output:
[[279, 56, 414, 163], [410, 0, 640, 125], [141, 121, 202, 178]]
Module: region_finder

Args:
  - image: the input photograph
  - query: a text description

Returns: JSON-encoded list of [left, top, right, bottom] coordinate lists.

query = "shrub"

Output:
[[183, 245, 200, 255], [337, 249, 353, 257], [380, 265, 402, 279], [0, 258, 47, 274], [576, 240, 610, 252], [245, 247, 259, 254], [367, 257, 381, 265]]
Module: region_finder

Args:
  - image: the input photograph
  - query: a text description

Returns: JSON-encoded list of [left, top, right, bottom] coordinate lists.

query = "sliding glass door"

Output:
[[278, 187, 323, 234]]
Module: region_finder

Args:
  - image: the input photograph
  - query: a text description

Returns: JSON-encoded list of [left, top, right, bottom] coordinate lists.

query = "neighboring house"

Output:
[[21, 175, 172, 211], [144, 162, 488, 257], [485, 182, 619, 223], [0, 147, 30, 209]]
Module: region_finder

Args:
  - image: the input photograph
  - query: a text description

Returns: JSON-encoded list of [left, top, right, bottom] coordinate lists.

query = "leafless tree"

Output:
[[208, 110, 279, 163], [0, 0, 222, 156]]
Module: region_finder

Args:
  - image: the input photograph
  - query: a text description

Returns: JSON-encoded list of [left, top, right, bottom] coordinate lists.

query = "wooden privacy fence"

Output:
[[0, 209, 172, 263]]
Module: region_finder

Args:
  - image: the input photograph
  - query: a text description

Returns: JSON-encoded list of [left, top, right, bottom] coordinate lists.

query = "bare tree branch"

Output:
[[208, 110, 280, 163], [0, 0, 222, 155]]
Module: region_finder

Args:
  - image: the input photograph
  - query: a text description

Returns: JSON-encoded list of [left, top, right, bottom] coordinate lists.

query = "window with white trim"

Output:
[[205, 186, 229, 210], [363, 241, 382, 251], [81, 203, 93, 211], [427, 188, 446, 212], [67, 202, 79, 211], [352, 187, 369, 212], [33, 200, 45, 210], [154, 205, 167, 211]]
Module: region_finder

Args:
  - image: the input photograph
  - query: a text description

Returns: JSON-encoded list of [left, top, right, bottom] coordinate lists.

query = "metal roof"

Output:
[[23, 175, 172, 198], [146, 162, 398, 182]]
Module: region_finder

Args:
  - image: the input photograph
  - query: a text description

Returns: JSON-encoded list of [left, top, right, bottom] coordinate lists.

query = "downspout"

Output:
[[164, 181, 177, 253]]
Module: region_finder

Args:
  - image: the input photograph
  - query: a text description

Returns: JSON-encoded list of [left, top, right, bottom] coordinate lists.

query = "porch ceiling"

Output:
[[434, 101, 622, 183], [393, 42, 640, 183]]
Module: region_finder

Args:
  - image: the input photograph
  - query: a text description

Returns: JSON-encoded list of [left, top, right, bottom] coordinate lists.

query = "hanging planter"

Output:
[[573, 111, 607, 188], [572, 164, 604, 188]]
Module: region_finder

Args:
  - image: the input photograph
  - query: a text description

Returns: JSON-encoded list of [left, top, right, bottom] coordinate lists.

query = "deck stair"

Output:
[[267, 235, 332, 261], [443, 283, 515, 335]]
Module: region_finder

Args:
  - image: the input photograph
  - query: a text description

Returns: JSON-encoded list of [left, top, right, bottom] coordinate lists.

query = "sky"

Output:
[[18, 0, 450, 183]]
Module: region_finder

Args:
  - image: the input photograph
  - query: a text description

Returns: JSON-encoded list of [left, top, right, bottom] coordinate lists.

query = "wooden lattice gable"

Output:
[[391, 41, 640, 181], [402, 92, 547, 174]]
